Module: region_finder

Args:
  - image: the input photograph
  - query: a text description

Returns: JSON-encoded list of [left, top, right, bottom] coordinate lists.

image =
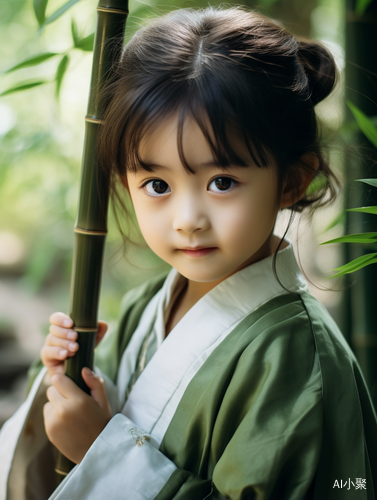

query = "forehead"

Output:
[[137, 111, 255, 170], [139, 112, 212, 165]]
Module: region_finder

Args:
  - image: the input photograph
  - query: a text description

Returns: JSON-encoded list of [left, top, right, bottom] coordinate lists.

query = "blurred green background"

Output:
[[0, 0, 344, 315], [0, 0, 369, 424]]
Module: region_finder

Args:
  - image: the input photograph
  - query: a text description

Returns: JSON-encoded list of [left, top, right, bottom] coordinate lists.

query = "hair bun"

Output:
[[297, 39, 337, 105]]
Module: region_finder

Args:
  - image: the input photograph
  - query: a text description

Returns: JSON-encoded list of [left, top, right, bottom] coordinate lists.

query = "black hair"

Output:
[[98, 6, 340, 287]]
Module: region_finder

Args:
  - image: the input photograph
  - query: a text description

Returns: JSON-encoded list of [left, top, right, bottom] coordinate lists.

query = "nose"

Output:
[[172, 192, 210, 234]]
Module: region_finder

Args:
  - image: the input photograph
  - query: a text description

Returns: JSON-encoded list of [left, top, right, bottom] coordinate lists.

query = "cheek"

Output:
[[214, 190, 278, 245], [132, 201, 170, 251]]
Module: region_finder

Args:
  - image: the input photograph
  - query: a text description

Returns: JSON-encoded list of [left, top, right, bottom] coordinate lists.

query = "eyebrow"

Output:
[[137, 161, 246, 172]]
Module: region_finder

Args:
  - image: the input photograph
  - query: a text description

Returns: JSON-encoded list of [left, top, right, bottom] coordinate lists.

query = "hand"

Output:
[[43, 367, 112, 464], [41, 312, 108, 379]]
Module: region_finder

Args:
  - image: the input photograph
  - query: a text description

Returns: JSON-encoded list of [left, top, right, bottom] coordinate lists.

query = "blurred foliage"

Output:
[[321, 104, 377, 277], [0, 0, 345, 321]]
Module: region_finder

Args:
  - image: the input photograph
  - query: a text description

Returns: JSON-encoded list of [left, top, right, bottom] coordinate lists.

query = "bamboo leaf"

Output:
[[0, 81, 47, 96], [347, 206, 377, 215], [355, 0, 373, 15], [347, 101, 377, 147], [306, 173, 327, 197], [5, 53, 59, 74], [321, 232, 377, 245], [55, 55, 69, 98], [75, 33, 94, 52], [355, 178, 377, 188], [71, 19, 80, 47], [329, 253, 377, 277], [44, 0, 82, 25], [33, 0, 49, 26]]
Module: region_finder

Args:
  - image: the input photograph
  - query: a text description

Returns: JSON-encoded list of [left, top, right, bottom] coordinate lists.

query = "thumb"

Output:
[[82, 367, 110, 411]]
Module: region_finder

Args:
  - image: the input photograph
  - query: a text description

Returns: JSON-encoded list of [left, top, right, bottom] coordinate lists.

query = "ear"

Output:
[[280, 153, 319, 209]]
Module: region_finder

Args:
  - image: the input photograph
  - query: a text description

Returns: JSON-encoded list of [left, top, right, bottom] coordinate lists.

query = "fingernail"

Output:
[[60, 349, 68, 357], [63, 319, 72, 327], [68, 342, 78, 351], [67, 331, 76, 340], [83, 367, 94, 376]]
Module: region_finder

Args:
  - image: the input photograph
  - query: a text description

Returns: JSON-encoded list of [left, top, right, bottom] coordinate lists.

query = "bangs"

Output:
[[110, 73, 272, 178]]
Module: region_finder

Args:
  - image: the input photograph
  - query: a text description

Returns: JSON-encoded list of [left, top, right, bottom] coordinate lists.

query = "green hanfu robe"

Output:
[[0, 243, 376, 500], [94, 276, 377, 500]]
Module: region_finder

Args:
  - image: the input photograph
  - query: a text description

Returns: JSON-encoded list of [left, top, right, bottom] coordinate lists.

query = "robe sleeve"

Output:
[[47, 413, 177, 500], [46, 412, 229, 500], [211, 355, 323, 499]]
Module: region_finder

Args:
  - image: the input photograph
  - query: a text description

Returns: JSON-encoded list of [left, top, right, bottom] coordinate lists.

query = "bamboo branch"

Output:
[[55, 0, 129, 482]]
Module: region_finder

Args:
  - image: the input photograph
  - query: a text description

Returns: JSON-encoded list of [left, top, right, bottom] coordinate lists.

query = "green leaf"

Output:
[[329, 253, 377, 277], [44, 0, 82, 26], [0, 81, 47, 97], [306, 173, 327, 197], [355, 178, 377, 188], [347, 206, 377, 215], [5, 53, 59, 73], [33, 0, 49, 26], [321, 232, 377, 245], [75, 32, 94, 52], [55, 55, 69, 98], [347, 101, 377, 147], [71, 19, 80, 47], [355, 0, 373, 15], [324, 211, 345, 232]]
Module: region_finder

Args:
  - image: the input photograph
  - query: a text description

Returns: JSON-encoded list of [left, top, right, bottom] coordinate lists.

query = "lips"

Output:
[[179, 247, 217, 257], [180, 246, 214, 250]]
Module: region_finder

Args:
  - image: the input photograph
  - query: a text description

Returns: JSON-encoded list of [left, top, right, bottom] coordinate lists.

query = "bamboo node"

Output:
[[74, 327, 99, 333], [85, 116, 104, 124], [74, 227, 108, 236], [55, 468, 69, 476], [97, 7, 129, 14]]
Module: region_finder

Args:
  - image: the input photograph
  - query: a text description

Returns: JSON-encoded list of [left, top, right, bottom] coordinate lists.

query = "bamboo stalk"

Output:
[[345, 0, 377, 410], [55, 0, 129, 482]]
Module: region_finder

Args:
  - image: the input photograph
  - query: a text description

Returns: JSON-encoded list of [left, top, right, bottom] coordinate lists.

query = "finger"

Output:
[[45, 333, 79, 354], [49, 324, 77, 341], [51, 373, 88, 401], [43, 401, 53, 422], [46, 384, 67, 406], [82, 368, 110, 411], [41, 346, 72, 367], [49, 312, 74, 329], [96, 321, 108, 346]]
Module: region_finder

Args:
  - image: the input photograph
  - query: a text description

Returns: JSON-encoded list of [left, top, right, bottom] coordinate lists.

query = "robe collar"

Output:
[[121, 239, 309, 438], [154, 239, 308, 346]]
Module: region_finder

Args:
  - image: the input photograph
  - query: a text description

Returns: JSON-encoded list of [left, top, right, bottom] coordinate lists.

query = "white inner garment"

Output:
[[117, 241, 308, 444]]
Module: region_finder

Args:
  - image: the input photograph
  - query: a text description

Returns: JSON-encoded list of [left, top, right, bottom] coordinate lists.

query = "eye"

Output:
[[143, 179, 171, 196], [208, 177, 237, 193]]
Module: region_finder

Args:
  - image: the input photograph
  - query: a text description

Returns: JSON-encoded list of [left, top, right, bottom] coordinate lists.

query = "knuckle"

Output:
[[58, 405, 68, 419], [76, 399, 87, 413], [46, 385, 55, 401], [41, 346, 51, 363], [45, 333, 54, 345], [49, 312, 60, 323], [49, 312, 66, 326]]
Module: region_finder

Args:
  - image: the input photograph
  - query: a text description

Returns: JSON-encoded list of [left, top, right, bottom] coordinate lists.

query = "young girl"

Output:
[[1, 6, 377, 500]]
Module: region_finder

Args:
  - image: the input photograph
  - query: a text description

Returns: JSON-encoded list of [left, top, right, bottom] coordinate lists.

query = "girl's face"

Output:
[[126, 113, 284, 284]]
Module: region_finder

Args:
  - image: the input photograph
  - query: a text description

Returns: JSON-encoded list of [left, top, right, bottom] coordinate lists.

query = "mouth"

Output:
[[179, 247, 217, 257]]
